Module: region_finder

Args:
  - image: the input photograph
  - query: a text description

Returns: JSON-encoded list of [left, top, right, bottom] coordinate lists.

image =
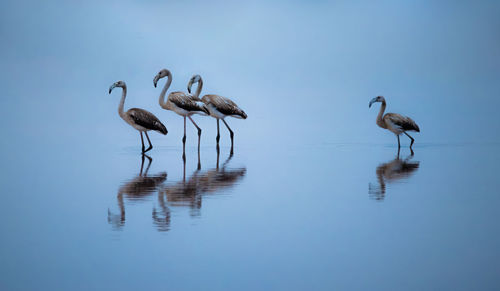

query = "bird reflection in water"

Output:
[[107, 154, 169, 231], [159, 146, 246, 217], [109, 147, 246, 232], [369, 150, 420, 200]]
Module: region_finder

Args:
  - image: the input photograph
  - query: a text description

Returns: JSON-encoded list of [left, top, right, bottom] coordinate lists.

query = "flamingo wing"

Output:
[[168, 92, 208, 114], [128, 108, 167, 134], [384, 113, 420, 132], [202, 94, 247, 119]]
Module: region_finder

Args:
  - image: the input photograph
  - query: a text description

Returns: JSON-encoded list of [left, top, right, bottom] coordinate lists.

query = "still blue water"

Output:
[[2, 0, 500, 290], [1, 140, 499, 290]]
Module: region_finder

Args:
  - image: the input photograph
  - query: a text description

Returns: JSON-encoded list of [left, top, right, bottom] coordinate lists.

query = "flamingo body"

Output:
[[154, 69, 207, 153], [187, 74, 247, 153], [124, 108, 168, 134], [165, 91, 209, 117], [369, 96, 419, 149], [108, 81, 167, 153], [201, 94, 247, 120], [381, 113, 420, 135]]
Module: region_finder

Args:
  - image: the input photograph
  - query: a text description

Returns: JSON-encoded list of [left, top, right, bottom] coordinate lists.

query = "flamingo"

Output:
[[188, 74, 247, 153], [369, 96, 420, 150], [108, 81, 167, 153], [153, 69, 209, 155]]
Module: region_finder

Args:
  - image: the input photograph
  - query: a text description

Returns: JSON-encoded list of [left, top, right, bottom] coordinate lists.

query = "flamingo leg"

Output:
[[222, 119, 234, 154], [182, 116, 187, 144], [188, 115, 202, 149], [182, 152, 186, 182], [223, 151, 234, 168], [143, 153, 152, 174], [216, 143, 220, 170], [197, 145, 201, 170], [140, 132, 146, 153], [404, 132, 415, 148], [216, 119, 220, 144], [397, 135, 400, 149], [182, 116, 186, 161], [140, 153, 145, 175], [144, 132, 153, 153]]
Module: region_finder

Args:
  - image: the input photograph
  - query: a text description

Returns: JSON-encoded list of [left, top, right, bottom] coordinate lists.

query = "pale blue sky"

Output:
[[1, 0, 499, 149]]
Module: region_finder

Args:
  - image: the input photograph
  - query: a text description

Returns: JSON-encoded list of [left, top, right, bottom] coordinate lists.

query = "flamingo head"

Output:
[[153, 69, 171, 88], [187, 74, 202, 94], [109, 80, 126, 94], [369, 96, 385, 108]]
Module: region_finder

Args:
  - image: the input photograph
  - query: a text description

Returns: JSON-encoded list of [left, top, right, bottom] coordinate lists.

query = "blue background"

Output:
[[1, 1, 499, 290]]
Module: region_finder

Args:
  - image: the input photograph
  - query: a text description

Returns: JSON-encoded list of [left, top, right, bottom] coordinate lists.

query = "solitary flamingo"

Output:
[[108, 81, 167, 153], [188, 74, 247, 153], [369, 96, 420, 150], [154, 69, 209, 154]]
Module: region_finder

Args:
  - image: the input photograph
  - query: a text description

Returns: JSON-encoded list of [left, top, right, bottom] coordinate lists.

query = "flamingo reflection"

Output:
[[109, 150, 246, 231], [369, 151, 420, 200], [108, 154, 169, 230], [159, 148, 246, 217]]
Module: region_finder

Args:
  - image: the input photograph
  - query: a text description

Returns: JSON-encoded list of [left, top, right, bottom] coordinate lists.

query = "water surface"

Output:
[[1, 142, 500, 290]]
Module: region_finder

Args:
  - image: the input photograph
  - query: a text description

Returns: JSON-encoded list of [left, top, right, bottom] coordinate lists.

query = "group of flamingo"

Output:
[[108, 69, 247, 155], [109, 70, 420, 154]]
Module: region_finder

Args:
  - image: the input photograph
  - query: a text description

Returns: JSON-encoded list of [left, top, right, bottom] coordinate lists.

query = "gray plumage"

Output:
[[128, 108, 168, 135], [383, 113, 420, 133], [187, 74, 247, 153], [154, 69, 207, 150], [201, 94, 247, 119], [168, 91, 210, 115], [369, 95, 419, 149], [109, 80, 168, 153]]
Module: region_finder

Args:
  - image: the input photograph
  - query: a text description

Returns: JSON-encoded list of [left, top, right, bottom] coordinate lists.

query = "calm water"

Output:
[[1, 141, 500, 290], [2, 0, 500, 290]]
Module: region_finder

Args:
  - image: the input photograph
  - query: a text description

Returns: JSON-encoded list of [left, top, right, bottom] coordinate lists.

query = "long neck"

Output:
[[376, 101, 386, 127], [159, 73, 172, 108], [193, 78, 203, 98], [118, 86, 127, 118]]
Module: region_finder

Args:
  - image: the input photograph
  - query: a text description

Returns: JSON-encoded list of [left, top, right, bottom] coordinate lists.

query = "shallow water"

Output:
[[1, 141, 500, 290], [2, 0, 500, 289]]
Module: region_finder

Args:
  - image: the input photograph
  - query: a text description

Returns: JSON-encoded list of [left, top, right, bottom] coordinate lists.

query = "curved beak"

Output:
[[153, 74, 160, 88], [369, 97, 378, 108], [109, 83, 117, 94], [187, 79, 193, 94]]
